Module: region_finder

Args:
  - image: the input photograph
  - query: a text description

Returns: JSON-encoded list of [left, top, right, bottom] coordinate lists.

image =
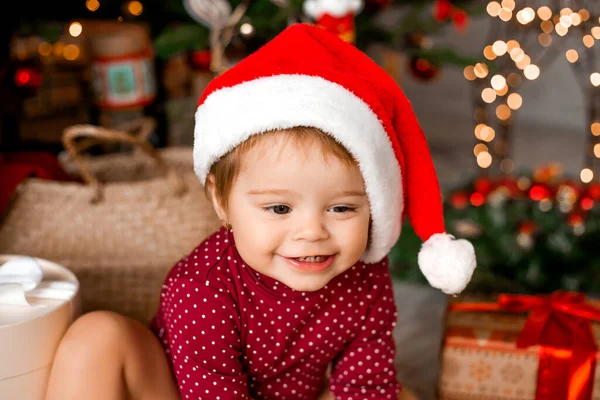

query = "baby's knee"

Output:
[[59, 311, 128, 355]]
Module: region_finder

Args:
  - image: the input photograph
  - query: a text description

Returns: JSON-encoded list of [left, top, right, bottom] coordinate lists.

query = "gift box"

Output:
[[0, 255, 81, 400], [438, 292, 600, 400]]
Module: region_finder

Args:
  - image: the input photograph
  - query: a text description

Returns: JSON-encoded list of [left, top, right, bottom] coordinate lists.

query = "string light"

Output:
[[480, 126, 496, 142], [477, 151, 493, 168], [474, 124, 486, 140], [495, 85, 509, 96], [499, 8, 512, 22], [69, 22, 83, 37], [491, 74, 507, 90], [516, 55, 532, 70], [127, 1, 143, 16], [507, 93, 522, 110], [540, 20, 554, 33], [482, 88, 497, 103], [86, 0, 100, 12], [483, 45, 497, 60], [474, 63, 489, 78], [580, 168, 594, 183], [496, 104, 511, 120], [566, 49, 579, 63], [523, 64, 540, 80], [474, 143, 489, 156], [492, 40, 507, 56], [538, 33, 552, 46], [501, 0, 515, 11], [463, 65, 476, 80], [63, 44, 80, 60], [38, 42, 52, 57], [487, 1, 501, 17], [469, 4, 600, 172]]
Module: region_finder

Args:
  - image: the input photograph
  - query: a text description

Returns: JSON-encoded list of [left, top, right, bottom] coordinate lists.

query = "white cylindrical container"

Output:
[[0, 255, 81, 400]]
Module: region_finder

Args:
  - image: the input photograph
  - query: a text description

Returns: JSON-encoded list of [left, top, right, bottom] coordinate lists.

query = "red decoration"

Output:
[[469, 192, 484, 207], [408, 57, 440, 82], [190, 49, 212, 71], [433, 0, 469, 32], [493, 176, 521, 197], [529, 183, 551, 201], [580, 197, 594, 211], [451, 292, 600, 400], [518, 220, 536, 235], [567, 212, 585, 227], [585, 182, 600, 200], [14, 67, 42, 89], [473, 176, 492, 196], [303, 0, 363, 44], [450, 191, 469, 209], [315, 13, 357, 44]]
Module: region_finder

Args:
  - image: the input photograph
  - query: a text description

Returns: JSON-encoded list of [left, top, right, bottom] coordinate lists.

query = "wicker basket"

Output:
[[0, 118, 221, 323]]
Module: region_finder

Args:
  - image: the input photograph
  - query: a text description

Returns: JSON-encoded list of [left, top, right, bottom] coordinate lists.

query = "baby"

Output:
[[46, 23, 475, 400]]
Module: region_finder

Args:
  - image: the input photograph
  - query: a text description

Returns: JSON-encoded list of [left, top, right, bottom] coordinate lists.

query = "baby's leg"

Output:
[[45, 311, 180, 400]]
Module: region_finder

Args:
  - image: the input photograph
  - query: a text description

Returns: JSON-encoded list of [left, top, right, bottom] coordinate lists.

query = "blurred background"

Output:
[[1, 1, 600, 399]]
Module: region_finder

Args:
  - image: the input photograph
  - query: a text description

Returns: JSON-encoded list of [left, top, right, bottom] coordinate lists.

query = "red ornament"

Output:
[[518, 220, 537, 235], [529, 183, 551, 201], [190, 49, 212, 71], [433, 0, 452, 22], [585, 182, 600, 200], [450, 191, 469, 209], [433, 0, 469, 32], [473, 176, 492, 196], [14, 67, 42, 89], [493, 176, 521, 197], [452, 9, 469, 32], [580, 197, 594, 211], [470, 192, 485, 207], [408, 57, 440, 82], [567, 212, 585, 227]]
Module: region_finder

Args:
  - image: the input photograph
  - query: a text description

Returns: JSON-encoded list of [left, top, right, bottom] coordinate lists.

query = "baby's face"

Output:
[[225, 134, 370, 292]]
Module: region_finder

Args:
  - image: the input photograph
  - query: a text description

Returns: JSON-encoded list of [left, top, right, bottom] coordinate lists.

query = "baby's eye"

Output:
[[329, 206, 355, 213], [266, 205, 291, 215]]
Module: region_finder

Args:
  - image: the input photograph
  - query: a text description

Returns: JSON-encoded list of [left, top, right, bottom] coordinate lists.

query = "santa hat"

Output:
[[193, 23, 476, 294]]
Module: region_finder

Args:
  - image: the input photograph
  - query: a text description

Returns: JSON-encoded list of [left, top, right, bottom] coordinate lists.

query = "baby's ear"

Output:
[[205, 174, 228, 223]]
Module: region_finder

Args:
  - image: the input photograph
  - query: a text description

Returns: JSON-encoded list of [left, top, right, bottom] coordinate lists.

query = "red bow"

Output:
[[451, 291, 600, 400]]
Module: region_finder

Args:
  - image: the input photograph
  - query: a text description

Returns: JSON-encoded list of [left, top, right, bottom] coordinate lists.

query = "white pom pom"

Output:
[[418, 233, 476, 295]]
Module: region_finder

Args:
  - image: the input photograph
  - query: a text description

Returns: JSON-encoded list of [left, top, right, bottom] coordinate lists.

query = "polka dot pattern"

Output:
[[151, 228, 402, 399]]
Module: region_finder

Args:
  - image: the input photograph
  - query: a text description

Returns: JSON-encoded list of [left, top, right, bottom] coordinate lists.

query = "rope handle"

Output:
[[62, 118, 186, 203]]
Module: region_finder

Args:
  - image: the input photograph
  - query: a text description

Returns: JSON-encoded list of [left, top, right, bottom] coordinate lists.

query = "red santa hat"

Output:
[[193, 23, 476, 294]]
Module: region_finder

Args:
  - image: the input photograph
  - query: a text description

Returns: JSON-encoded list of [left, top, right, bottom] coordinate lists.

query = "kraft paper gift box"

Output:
[[0, 255, 80, 400], [438, 292, 600, 400]]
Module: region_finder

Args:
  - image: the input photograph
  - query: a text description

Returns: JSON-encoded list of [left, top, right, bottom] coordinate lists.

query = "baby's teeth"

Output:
[[296, 256, 325, 262]]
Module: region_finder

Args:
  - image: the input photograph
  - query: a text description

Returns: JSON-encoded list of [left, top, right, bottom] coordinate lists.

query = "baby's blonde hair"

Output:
[[206, 126, 357, 211]]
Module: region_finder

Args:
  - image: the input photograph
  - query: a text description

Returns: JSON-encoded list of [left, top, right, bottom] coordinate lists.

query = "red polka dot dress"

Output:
[[151, 228, 402, 399]]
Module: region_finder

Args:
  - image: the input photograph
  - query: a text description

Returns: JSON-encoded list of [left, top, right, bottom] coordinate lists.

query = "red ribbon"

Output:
[[450, 292, 600, 400]]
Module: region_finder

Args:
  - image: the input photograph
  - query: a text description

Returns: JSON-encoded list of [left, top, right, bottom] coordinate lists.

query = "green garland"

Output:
[[389, 167, 600, 294]]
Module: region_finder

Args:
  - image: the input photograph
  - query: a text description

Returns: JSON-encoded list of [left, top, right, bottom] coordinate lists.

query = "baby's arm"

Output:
[[328, 259, 402, 399], [154, 262, 251, 399]]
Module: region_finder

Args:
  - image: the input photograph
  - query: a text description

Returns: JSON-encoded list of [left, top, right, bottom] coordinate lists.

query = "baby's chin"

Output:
[[280, 275, 332, 292]]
